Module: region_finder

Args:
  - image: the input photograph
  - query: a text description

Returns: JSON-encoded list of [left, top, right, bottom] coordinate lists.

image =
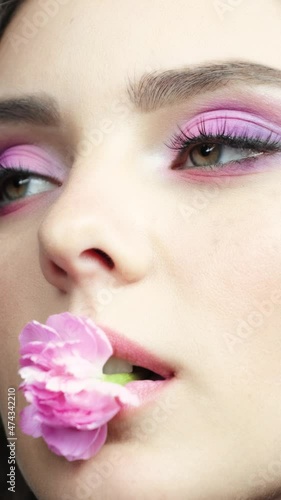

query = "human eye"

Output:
[[0, 166, 58, 204], [0, 145, 63, 211], [165, 110, 281, 177]]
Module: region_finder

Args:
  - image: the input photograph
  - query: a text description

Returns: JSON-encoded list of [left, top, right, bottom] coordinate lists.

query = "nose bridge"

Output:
[[37, 151, 151, 290]]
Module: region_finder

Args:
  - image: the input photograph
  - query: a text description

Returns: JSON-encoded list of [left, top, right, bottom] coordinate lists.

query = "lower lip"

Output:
[[119, 379, 170, 413]]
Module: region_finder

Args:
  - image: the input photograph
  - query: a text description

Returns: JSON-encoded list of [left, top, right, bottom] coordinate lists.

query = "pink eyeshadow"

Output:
[[0, 144, 64, 179], [181, 110, 281, 141]]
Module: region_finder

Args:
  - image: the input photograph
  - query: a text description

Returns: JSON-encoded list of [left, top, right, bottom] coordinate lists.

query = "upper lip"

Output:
[[97, 323, 174, 380]]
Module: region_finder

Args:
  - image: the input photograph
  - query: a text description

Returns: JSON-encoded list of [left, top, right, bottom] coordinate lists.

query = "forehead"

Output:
[[0, 0, 280, 110]]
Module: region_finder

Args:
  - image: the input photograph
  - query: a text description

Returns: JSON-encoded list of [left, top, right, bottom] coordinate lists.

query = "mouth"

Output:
[[103, 355, 173, 411], [98, 323, 174, 379], [103, 356, 165, 382], [97, 323, 175, 406]]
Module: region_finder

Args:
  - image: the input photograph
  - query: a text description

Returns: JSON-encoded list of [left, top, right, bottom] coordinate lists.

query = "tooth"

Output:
[[103, 356, 133, 374]]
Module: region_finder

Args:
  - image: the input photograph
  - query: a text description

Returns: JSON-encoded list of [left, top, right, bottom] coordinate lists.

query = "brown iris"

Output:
[[3, 175, 30, 201], [189, 143, 222, 167]]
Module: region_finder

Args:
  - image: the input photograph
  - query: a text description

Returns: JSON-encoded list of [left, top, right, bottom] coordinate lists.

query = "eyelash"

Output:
[[0, 164, 61, 204], [0, 164, 58, 184], [165, 120, 281, 167], [0, 161, 63, 179], [0, 165, 33, 177], [0, 118, 281, 207]]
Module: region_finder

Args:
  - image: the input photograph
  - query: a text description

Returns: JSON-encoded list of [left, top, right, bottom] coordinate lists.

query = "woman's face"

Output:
[[1, 0, 281, 498]]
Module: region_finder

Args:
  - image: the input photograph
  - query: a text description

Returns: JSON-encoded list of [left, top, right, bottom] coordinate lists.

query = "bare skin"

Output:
[[0, 0, 281, 499]]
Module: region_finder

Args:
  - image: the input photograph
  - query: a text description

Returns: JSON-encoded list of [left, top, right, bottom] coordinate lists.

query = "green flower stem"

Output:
[[102, 373, 140, 386]]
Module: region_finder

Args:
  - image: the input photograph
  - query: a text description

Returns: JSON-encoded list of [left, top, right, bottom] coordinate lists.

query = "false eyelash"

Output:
[[0, 164, 62, 187], [165, 119, 281, 155], [0, 164, 35, 179]]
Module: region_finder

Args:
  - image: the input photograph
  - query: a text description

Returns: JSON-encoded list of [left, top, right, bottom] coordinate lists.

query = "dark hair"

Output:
[[0, 0, 23, 38], [0, 4, 37, 497]]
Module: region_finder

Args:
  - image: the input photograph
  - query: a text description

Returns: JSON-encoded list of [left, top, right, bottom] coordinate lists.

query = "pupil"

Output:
[[200, 144, 216, 157], [189, 143, 222, 167], [4, 176, 29, 200]]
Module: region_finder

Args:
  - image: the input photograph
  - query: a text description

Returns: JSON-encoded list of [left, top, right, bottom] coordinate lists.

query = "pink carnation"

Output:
[[18, 312, 138, 461]]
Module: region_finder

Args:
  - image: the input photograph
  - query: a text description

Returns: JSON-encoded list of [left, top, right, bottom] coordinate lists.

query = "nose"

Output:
[[38, 160, 152, 294]]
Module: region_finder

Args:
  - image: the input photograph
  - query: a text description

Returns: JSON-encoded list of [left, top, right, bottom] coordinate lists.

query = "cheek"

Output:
[[161, 184, 281, 357], [0, 196, 60, 312], [213, 203, 281, 308], [0, 215, 59, 414], [172, 184, 281, 296], [0, 228, 34, 415]]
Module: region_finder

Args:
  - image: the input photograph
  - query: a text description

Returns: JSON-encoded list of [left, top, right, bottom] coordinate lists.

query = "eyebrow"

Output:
[[126, 61, 281, 112], [0, 61, 280, 126], [0, 93, 60, 126]]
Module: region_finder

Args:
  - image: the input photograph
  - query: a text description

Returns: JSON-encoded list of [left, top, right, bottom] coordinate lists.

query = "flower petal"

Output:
[[19, 321, 59, 350], [41, 423, 107, 461], [46, 313, 113, 365], [20, 405, 42, 438], [18, 312, 139, 461]]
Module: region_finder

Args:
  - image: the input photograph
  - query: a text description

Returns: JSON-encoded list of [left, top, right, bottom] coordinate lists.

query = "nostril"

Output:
[[82, 249, 114, 270], [51, 262, 67, 276]]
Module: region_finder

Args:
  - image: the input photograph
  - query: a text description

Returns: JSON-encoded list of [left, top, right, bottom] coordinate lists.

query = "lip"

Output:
[[97, 323, 175, 380], [121, 379, 173, 411]]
